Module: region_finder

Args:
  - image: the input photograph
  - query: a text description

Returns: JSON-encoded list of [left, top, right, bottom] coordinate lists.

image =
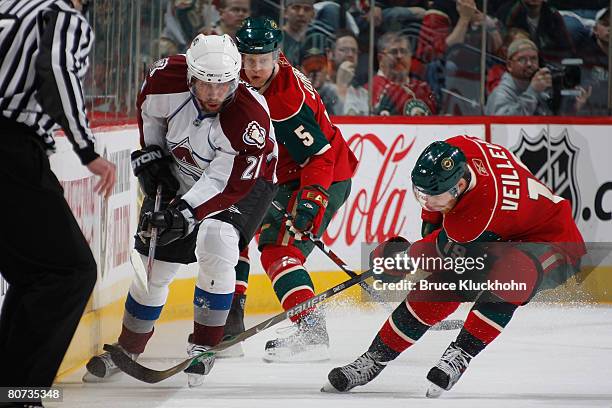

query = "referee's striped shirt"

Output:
[[0, 0, 97, 164]]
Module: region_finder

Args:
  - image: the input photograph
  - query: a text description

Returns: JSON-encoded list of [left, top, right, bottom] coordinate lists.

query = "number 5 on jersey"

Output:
[[294, 125, 314, 147]]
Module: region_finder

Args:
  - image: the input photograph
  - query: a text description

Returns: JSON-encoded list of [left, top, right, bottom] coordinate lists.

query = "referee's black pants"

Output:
[[0, 118, 97, 387]]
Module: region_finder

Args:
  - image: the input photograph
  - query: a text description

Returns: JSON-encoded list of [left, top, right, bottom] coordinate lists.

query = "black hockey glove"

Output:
[[131, 145, 179, 199], [370, 236, 412, 284], [139, 199, 196, 246]]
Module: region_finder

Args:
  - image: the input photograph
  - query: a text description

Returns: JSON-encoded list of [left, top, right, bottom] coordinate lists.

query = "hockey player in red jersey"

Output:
[[232, 17, 358, 362], [83, 34, 278, 387], [323, 136, 586, 396]]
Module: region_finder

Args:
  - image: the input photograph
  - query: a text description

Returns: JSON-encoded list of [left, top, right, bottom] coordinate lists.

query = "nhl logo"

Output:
[[511, 129, 580, 219]]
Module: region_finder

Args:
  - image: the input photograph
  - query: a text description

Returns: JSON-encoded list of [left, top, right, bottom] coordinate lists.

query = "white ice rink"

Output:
[[53, 302, 612, 408]]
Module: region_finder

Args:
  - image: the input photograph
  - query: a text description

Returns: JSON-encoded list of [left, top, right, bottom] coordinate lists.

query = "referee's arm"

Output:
[[34, 7, 98, 165]]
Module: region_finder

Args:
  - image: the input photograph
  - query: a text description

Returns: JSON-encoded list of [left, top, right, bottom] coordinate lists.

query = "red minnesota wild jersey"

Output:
[[254, 55, 358, 189], [415, 135, 586, 263]]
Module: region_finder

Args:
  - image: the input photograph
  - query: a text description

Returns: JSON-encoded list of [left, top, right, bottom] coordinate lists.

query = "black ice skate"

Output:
[[263, 310, 329, 363], [426, 341, 473, 398], [321, 351, 388, 392], [217, 293, 246, 358], [184, 342, 216, 388], [82, 343, 138, 382]]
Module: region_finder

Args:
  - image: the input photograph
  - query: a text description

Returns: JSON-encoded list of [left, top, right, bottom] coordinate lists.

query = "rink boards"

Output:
[[1, 116, 611, 380]]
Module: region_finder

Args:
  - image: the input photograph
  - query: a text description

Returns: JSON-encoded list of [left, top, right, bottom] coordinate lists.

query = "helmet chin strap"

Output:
[[450, 169, 472, 200], [255, 64, 277, 92]]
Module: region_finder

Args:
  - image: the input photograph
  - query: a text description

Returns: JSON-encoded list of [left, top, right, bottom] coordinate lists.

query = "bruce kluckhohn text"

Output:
[[373, 279, 528, 292]]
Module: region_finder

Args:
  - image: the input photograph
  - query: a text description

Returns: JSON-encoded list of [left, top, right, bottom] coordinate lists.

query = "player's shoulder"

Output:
[[446, 135, 482, 150], [142, 54, 189, 95], [219, 83, 271, 151], [265, 60, 306, 121], [446, 136, 498, 165]]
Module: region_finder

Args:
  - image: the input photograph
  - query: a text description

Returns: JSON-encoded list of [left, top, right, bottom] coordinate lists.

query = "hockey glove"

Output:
[[131, 145, 180, 199], [290, 185, 329, 239], [139, 199, 196, 246], [370, 236, 412, 283]]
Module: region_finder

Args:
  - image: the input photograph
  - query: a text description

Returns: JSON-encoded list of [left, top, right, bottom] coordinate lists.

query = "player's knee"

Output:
[[196, 220, 240, 264], [148, 259, 179, 288], [488, 246, 541, 305], [260, 244, 305, 271], [196, 219, 240, 293], [197, 265, 236, 294], [407, 300, 460, 326]]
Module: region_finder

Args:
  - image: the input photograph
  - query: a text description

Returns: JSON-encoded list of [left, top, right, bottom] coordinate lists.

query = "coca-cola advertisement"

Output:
[[300, 123, 486, 273]]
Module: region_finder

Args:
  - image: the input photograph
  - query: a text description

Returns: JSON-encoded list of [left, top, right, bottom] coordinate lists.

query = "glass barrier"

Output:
[[83, 0, 611, 123]]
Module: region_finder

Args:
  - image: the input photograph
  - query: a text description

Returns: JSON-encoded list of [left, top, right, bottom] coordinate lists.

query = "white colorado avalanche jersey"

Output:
[[137, 55, 277, 220]]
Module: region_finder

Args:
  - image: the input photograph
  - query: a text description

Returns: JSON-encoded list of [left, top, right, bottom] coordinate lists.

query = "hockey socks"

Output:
[[234, 247, 250, 295], [262, 246, 315, 321], [373, 299, 460, 356], [455, 300, 518, 357]]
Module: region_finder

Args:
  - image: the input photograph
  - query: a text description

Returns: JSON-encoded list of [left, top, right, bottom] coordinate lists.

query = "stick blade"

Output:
[[103, 343, 191, 384]]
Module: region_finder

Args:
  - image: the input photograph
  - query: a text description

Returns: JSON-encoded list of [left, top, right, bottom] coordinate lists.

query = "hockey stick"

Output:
[[104, 268, 376, 383], [271, 200, 388, 304], [270, 201, 463, 331], [146, 185, 163, 282]]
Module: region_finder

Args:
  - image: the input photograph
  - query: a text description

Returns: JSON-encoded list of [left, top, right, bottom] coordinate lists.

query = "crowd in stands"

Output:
[[107, 0, 612, 116]]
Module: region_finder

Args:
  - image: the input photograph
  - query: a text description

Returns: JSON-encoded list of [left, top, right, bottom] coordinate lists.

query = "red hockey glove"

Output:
[[370, 236, 412, 283], [290, 185, 329, 239]]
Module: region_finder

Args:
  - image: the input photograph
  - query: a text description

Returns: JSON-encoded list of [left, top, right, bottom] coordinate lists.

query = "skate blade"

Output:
[[187, 373, 205, 388], [263, 344, 330, 363], [426, 383, 444, 398], [215, 342, 245, 359], [320, 380, 342, 393]]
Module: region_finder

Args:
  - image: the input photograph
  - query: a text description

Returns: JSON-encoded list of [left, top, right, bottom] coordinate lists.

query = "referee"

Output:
[[0, 0, 116, 397]]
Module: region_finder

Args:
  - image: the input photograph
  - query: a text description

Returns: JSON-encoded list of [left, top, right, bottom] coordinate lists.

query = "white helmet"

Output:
[[186, 34, 241, 84]]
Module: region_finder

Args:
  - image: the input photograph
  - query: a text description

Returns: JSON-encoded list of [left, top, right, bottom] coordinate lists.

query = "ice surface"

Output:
[[52, 302, 612, 408]]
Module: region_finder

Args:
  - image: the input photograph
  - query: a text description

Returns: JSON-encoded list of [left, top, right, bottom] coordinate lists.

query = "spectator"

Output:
[[300, 42, 338, 114], [576, 7, 609, 114], [309, 1, 360, 37], [282, 0, 315, 66], [325, 30, 369, 115], [502, 0, 575, 62], [416, 0, 502, 66], [371, 32, 437, 115], [210, 0, 251, 39], [577, 7, 609, 70], [486, 28, 530, 95], [380, 2, 427, 34], [485, 38, 590, 115], [160, 0, 211, 52], [348, 2, 383, 86], [548, 0, 608, 19]]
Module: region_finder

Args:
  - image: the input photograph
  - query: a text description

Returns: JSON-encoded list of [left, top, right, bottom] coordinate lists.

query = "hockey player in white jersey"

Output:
[[83, 34, 278, 387]]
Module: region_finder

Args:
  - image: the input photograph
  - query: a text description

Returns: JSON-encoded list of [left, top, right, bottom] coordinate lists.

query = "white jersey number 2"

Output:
[[241, 155, 263, 180]]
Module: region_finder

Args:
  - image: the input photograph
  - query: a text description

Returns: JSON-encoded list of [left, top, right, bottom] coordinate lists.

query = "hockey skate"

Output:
[[217, 293, 246, 358], [321, 351, 388, 392], [426, 342, 473, 398], [184, 342, 216, 388], [82, 343, 138, 382], [263, 310, 329, 363]]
